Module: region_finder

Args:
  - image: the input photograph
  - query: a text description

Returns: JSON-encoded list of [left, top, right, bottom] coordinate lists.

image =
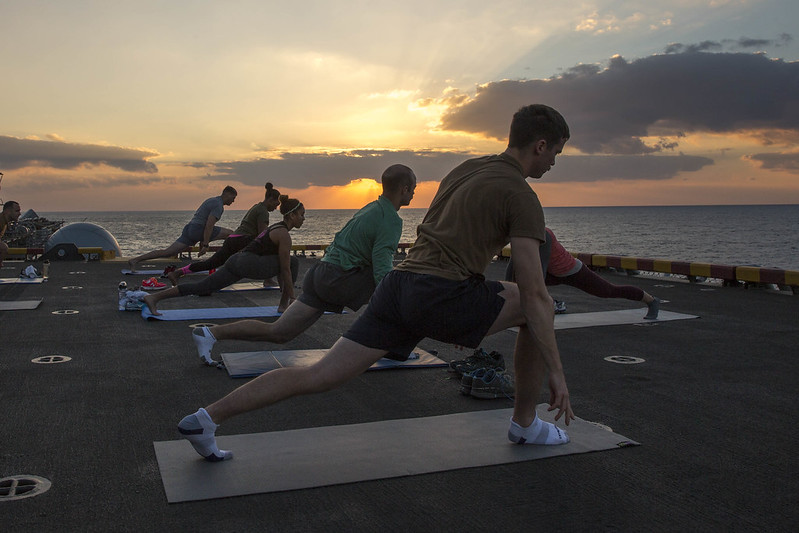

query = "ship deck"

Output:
[[1, 256, 796, 531]]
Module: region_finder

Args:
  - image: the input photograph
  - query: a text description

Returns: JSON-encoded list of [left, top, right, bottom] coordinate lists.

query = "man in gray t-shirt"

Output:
[[128, 186, 237, 272]]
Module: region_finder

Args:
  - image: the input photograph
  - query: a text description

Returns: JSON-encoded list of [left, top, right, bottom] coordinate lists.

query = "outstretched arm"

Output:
[[199, 215, 219, 256], [371, 220, 402, 285], [273, 229, 295, 311], [510, 236, 573, 424]]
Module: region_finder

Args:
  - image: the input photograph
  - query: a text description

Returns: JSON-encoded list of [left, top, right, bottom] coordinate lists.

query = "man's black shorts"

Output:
[[343, 270, 506, 357], [298, 261, 376, 313]]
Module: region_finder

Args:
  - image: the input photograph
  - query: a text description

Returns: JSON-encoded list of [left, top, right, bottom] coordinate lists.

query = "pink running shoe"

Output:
[[142, 277, 167, 290]]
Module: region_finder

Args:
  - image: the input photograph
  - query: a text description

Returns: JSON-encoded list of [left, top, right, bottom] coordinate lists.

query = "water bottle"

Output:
[[118, 281, 127, 310], [42, 260, 50, 278]]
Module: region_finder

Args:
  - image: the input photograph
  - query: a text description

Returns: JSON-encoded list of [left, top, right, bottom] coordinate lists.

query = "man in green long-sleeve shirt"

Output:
[[189, 164, 417, 366]]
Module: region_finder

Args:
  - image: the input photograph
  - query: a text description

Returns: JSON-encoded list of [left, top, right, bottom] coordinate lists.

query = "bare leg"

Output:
[[167, 269, 183, 286], [483, 282, 569, 445], [213, 300, 325, 344], [191, 301, 326, 362], [207, 337, 386, 423], [511, 326, 547, 427], [142, 286, 181, 315], [178, 337, 386, 461], [129, 241, 190, 272], [483, 282, 543, 427]]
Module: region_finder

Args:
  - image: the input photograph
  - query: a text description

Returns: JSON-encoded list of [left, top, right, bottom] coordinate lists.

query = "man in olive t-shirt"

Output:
[[176, 105, 575, 462]]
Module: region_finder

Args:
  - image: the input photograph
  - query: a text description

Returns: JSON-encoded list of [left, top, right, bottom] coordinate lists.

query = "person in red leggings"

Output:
[[506, 228, 659, 319]]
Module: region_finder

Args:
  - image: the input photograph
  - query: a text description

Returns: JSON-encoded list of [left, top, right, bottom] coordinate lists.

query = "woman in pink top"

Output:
[[507, 228, 659, 319]]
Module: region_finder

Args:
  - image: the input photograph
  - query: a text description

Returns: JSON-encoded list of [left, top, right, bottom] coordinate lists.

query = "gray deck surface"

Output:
[[1, 256, 796, 531]]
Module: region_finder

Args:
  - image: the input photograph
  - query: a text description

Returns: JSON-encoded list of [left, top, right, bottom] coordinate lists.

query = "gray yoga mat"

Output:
[[508, 309, 699, 333], [154, 405, 639, 502], [222, 348, 446, 378], [142, 306, 284, 321], [0, 299, 43, 310], [219, 282, 280, 292], [0, 277, 45, 284], [121, 269, 165, 275], [552, 309, 697, 329]]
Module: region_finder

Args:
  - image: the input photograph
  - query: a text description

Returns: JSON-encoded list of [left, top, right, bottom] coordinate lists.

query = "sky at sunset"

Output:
[[1, 0, 798, 211]]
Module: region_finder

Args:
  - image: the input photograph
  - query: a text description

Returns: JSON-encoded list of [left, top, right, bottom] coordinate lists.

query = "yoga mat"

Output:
[[122, 269, 164, 275], [222, 348, 446, 378], [508, 309, 697, 333], [0, 299, 43, 310], [154, 404, 639, 502], [553, 309, 697, 330], [143, 306, 284, 321], [0, 277, 45, 284], [219, 282, 280, 292]]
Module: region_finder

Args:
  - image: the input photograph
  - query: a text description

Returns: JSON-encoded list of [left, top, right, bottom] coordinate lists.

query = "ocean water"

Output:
[[40, 204, 799, 271]]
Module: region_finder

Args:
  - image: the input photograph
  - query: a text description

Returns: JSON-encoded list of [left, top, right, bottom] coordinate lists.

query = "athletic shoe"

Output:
[[554, 299, 567, 314], [448, 348, 505, 376], [470, 369, 515, 399], [460, 367, 489, 395], [141, 277, 167, 290]]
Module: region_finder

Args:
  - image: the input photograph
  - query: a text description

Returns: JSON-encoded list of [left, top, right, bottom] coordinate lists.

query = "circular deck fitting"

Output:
[[68, 271, 86, 274], [0, 475, 52, 501], [604, 355, 645, 365], [189, 322, 218, 329], [52, 309, 79, 315], [32, 355, 72, 364], [61, 285, 83, 290]]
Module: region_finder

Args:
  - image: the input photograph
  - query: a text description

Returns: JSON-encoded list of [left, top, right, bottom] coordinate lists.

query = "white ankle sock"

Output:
[[177, 408, 233, 461], [192, 327, 217, 364], [508, 415, 570, 445]]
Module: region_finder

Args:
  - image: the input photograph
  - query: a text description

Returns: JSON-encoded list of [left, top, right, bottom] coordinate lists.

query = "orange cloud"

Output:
[[279, 178, 440, 209]]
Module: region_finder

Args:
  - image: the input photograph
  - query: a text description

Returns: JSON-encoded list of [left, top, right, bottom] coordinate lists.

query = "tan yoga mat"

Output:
[[552, 308, 697, 329], [154, 405, 638, 502], [507, 308, 697, 332], [0, 299, 43, 310], [221, 347, 446, 378]]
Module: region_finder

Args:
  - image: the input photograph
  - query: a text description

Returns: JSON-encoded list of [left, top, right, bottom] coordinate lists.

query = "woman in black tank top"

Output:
[[143, 196, 306, 315]]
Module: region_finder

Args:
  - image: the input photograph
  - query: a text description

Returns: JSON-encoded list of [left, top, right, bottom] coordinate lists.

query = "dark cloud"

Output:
[[3, 173, 174, 195], [746, 152, 799, 173], [664, 40, 723, 54], [438, 50, 799, 156], [665, 34, 793, 54], [198, 149, 711, 187], [0, 136, 159, 173], [203, 150, 473, 188], [546, 154, 714, 182]]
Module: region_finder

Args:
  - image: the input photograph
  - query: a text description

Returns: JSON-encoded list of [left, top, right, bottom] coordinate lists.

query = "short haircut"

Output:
[[3, 200, 19, 213], [508, 104, 570, 149], [222, 185, 238, 196], [380, 164, 415, 193]]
